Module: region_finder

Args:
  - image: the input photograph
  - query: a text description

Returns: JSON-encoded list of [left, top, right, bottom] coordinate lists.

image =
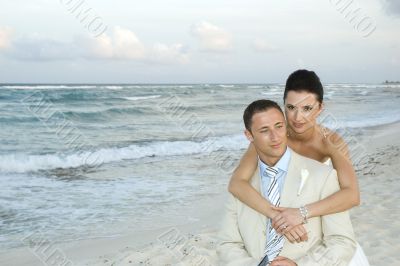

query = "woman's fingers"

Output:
[[274, 218, 287, 233], [284, 231, 296, 243], [290, 229, 301, 243], [271, 206, 286, 211], [298, 225, 308, 242], [272, 215, 284, 228], [282, 224, 295, 234], [284, 225, 308, 243]]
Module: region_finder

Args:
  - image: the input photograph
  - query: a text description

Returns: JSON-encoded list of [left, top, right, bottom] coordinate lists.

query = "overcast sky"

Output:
[[0, 0, 399, 83]]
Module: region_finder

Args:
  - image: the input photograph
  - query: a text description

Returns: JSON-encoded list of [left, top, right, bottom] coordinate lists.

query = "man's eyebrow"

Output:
[[257, 126, 270, 131]]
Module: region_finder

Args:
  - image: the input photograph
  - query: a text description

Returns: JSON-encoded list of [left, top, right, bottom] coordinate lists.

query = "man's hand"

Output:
[[270, 256, 297, 266], [283, 224, 308, 243]]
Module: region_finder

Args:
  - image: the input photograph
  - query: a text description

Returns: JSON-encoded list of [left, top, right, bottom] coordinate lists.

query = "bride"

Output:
[[228, 69, 369, 265]]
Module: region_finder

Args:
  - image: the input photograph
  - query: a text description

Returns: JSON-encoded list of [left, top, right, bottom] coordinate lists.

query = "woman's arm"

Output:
[[272, 131, 360, 233], [306, 131, 360, 218], [228, 143, 277, 218]]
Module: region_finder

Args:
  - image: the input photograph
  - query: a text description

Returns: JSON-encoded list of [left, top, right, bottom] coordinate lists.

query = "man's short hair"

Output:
[[243, 99, 283, 132], [283, 69, 324, 103]]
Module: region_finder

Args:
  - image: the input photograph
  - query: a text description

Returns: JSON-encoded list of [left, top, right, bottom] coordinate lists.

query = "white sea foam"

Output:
[[247, 85, 264, 89], [104, 86, 124, 90], [0, 134, 248, 173], [123, 95, 162, 101], [1, 85, 97, 90]]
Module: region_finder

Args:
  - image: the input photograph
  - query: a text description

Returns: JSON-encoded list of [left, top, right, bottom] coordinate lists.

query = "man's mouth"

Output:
[[271, 143, 282, 149]]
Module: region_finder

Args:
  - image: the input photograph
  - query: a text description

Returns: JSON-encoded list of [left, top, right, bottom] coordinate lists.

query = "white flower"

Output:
[[297, 169, 309, 196]]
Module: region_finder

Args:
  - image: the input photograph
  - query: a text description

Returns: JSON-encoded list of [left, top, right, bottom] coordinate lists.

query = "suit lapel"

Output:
[[250, 168, 267, 229], [280, 151, 302, 207], [250, 167, 267, 257]]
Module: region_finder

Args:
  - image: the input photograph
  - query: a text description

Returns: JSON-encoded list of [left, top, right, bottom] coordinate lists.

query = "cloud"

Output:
[[252, 39, 279, 53], [2, 26, 189, 64], [81, 27, 188, 63], [0, 26, 13, 50], [382, 0, 400, 15], [81, 26, 146, 60], [191, 21, 232, 52], [149, 43, 189, 64], [7, 36, 79, 61]]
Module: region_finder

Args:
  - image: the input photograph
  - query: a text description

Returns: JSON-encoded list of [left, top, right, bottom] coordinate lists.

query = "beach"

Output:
[[0, 84, 399, 265]]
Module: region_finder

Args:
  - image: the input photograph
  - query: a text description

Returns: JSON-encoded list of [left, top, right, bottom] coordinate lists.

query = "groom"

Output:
[[217, 99, 356, 266]]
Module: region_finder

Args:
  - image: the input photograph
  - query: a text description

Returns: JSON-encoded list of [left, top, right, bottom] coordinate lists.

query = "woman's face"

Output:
[[284, 90, 323, 134]]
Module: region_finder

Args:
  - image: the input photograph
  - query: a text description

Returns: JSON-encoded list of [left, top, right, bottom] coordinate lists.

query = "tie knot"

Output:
[[265, 166, 279, 178]]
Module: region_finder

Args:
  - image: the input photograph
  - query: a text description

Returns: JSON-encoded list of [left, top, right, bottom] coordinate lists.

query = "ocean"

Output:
[[0, 83, 399, 250]]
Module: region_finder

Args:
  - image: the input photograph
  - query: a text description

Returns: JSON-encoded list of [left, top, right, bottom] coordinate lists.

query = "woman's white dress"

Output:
[[349, 243, 370, 265], [323, 159, 370, 265]]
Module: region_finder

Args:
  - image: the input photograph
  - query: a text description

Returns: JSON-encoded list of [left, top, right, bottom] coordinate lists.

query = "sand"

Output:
[[1, 122, 399, 266]]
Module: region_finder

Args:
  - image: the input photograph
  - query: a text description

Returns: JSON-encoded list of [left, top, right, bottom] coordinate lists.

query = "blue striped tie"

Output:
[[263, 166, 285, 264]]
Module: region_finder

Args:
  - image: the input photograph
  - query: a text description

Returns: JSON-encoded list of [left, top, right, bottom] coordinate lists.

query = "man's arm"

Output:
[[295, 169, 356, 266], [217, 193, 260, 266]]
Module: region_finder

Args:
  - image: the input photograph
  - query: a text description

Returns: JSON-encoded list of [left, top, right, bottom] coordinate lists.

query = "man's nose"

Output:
[[270, 130, 278, 141]]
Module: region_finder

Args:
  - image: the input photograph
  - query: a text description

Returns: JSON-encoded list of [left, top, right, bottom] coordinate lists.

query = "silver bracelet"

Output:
[[299, 205, 309, 224]]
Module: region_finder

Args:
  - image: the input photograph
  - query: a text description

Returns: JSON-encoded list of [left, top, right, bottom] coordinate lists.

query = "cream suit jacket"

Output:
[[217, 150, 356, 266]]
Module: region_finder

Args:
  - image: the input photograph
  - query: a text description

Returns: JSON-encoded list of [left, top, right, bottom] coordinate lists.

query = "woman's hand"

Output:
[[271, 207, 303, 234], [283, 224, 308, 243]]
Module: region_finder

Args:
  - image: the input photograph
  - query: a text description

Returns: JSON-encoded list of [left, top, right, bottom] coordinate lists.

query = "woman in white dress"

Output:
[[228, 70, 369, 265]]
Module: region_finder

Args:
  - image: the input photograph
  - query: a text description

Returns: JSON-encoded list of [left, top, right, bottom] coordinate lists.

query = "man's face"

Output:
[[245, 108, 287, 165]]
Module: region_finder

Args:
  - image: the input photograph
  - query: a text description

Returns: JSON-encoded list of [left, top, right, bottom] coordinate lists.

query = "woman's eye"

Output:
[[303, 106, 313, 112], [287, 105, 294, 110]]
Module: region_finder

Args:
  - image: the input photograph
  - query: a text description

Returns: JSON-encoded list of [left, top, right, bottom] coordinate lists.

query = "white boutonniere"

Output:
[[297, 169, 309, 196]]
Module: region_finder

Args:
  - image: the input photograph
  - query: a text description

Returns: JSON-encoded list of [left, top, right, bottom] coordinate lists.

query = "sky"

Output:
[[0, 0, 399, 83]]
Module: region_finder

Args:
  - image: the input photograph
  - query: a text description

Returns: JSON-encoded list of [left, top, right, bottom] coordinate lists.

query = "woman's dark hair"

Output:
[[283, 69, 324, 103]]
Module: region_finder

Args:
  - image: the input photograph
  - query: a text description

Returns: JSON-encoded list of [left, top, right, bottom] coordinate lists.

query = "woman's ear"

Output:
[[244, 129, 254, 142], [316, 102, 324, 116]]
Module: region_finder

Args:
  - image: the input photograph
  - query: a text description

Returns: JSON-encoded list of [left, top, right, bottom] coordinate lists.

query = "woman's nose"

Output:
[[294, 110, 302, 121]]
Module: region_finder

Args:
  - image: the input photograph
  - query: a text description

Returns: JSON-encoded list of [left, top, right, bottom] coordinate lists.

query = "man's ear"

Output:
[[244, 129, 254, 142]]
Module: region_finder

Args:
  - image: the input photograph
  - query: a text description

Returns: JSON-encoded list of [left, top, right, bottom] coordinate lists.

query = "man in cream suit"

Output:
[[217, 99, 356, 266]]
